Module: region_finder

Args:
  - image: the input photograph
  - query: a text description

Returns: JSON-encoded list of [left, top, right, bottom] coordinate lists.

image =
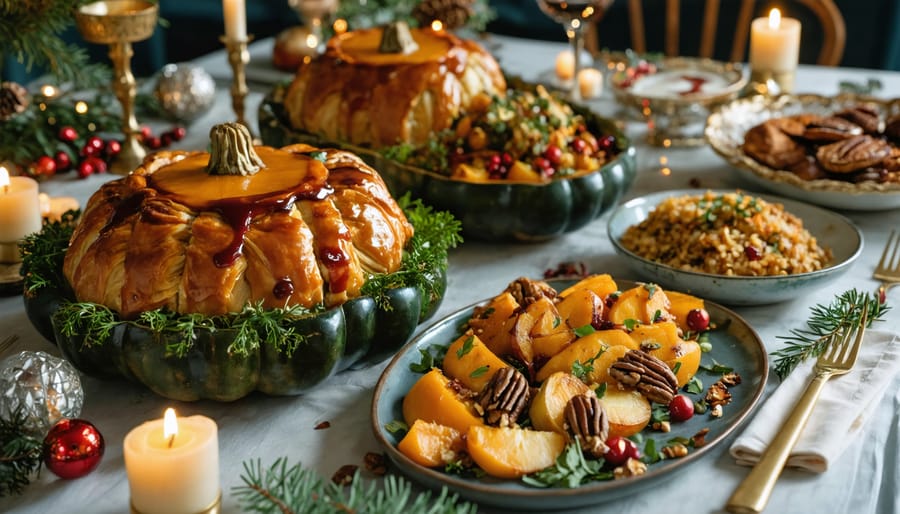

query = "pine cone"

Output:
[[412, 0, 474, 31], [564, 394, 609, 457], [478, 367, 530, 427], [0, 82, 29, 121]]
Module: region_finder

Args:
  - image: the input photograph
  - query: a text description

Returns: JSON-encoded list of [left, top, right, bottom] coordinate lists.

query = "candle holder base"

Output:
[[221, 35, 253, 129], [130, 491, 221, 514], [0, 241, 23, 297], [746, 68, 796, 96]]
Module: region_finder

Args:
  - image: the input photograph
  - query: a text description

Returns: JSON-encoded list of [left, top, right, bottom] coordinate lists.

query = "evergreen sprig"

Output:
[[333, 0, 494, 37], [233, 458, 477, 514], [0, 0, 111, 86], [19, 210, 80, 293], [771, 289, 890, 379], [0, 410, 43, 498]]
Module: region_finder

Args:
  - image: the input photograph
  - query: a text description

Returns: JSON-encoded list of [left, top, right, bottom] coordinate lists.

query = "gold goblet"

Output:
[[75, 0, 158, 175]]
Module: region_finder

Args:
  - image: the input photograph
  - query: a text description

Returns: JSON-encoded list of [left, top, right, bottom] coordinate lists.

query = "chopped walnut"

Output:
[[652, 421, 671, 433], [710, 404, 723, 418], [614, 458, 647, 479], [661, 443, 689, 459], [332, 464, 358, 485], [447, 378, 477, 399], [364, 452, 387, 475], [691, 428, 711, 448], [720, 372, 742, 386], [705, 382, 732, 408]]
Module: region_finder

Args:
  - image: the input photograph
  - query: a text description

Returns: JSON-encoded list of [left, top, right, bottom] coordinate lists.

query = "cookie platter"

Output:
[[705, 93, 900, 210]]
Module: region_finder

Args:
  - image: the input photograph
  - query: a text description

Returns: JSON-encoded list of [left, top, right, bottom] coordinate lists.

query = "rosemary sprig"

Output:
[[233, 458, 476, 514], [771, 289, 889, 379]]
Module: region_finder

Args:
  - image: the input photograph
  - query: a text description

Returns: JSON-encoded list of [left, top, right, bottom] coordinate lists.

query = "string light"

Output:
[[75, 101, 88, 114], [332, 18, 347, 34], [40, 85, 58, 97], [431, 20, 443, 31]]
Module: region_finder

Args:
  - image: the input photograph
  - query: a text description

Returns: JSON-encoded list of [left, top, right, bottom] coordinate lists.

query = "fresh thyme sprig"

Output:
[[233, 458, 476, 514], [771, 289, 889, 379]]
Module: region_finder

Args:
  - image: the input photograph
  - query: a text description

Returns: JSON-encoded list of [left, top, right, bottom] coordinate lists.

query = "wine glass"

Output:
[[288, 0, 338, 54], [537, 0, 613, 100]]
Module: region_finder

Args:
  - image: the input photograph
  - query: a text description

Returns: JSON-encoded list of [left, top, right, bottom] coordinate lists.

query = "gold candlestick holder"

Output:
[[221, 36, 253, 128], [747, 68, 796, 96], [0, 241, 24, 296], [75, 0, 158, 175]]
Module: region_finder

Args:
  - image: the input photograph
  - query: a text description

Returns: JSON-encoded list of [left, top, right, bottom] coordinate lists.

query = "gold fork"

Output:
[[725, 302, 869, 514], [874, 230, 900, 297]]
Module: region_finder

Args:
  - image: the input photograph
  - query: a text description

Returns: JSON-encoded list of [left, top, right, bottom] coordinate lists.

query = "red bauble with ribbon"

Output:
[[43, 418, 105, 479]]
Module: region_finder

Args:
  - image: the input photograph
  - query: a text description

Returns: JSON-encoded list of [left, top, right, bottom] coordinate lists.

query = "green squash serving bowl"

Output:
[[259, 82, 637, 243]]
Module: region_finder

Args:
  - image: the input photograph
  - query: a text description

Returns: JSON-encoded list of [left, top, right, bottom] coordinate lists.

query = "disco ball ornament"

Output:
[[0, 351, 84, 436], [43, 418, 105, 479], [154, 63, 216, 122]]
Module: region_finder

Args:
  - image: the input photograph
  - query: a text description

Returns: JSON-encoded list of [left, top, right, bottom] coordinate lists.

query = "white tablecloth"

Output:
[[2, 34, 899, 514]]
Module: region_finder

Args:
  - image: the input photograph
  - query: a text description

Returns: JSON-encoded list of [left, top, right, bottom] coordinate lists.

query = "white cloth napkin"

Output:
[[730, 329, 900, 473]]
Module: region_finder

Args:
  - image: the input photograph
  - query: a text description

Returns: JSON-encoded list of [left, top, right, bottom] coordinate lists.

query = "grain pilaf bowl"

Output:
[[607, 190, 863, 306]]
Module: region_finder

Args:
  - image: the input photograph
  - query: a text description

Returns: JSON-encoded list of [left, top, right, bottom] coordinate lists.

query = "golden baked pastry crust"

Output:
[[63, 145, 413, 319], [283, 27, 506, 147]]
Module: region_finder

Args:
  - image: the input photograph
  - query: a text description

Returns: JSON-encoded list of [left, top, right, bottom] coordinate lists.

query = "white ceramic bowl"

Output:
[[607, 190, 863, 306]]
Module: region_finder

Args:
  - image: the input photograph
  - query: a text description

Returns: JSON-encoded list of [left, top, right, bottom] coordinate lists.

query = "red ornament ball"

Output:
[[84, 156, 107, 174], [77, 160, 95, 179], [58, 126, 78, 142], [33, 155, 57, 176], [170, 126, 186, 141], [105, 139, 122, 157], [146, 136, 162, 150], [43, 418, 105, 479], [85, 136, 105, 153], [54, 151, 72, 172]]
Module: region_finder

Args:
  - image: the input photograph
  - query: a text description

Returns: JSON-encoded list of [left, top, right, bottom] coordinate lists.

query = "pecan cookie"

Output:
[[815, 135, 892, 173], [802, 115, 864, 142], [884, 114, 900, 144], [742, 120, 807, 169], [788, 155, 828, 181], [835, 105, 882, 134]]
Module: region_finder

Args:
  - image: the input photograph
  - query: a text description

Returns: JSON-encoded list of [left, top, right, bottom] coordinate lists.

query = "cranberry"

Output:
[[668, 394, 695, 422], [84, 156, 107, 174], [161, 132, 174, 147], [570, 138, 588, 154], [543, 144, 563, 165], [501, 152, 514, 167], [533, 156, 550, 171], [54, 151, 72, 172], [80, 144, 100, 158], [77, 160, 95, 179], [85, 136, 105, 153], [636, 61, 652, 74], [58, 126, 78, 142], [686, 308, 710, 332], [597, 135, 616, 153], [105, 140, 121, 157], [604, 436, 641, 467], [139, 125, 153, 141], [170, 126, 186, 141], [146, 136, 162, 150], [744, 245, 762, 261], [33, 155, 56, 176]]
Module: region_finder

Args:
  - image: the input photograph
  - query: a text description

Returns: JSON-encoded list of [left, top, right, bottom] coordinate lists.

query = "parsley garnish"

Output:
[[470, 365, 490, 378], [409, 344, 449, 373], [456, 335, 475, 358], [572, 347, 607, 380], [699, 359, 734, 375], [622, 319, 639, 331], [574, 324, 596, 338], [384, 420, 409, 434], [684, 376, 703, 394], [522, 441, 613, 488]]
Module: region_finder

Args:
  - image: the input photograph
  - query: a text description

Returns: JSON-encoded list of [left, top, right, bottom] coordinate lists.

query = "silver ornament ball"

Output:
[[0, 351, 84, 436], [154, 63, 216, 122]]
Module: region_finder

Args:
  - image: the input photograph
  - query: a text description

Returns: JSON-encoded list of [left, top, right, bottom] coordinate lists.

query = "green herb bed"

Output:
[[20, 198, 459, 402]]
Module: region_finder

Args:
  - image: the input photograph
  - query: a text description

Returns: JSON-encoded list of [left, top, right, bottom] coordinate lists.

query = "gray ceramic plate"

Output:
[[607, 190, 863, 306], [371, 279, 768, 511]]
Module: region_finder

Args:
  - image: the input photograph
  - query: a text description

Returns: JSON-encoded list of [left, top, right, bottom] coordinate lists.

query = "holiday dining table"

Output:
[[2, 33, 899, 514]]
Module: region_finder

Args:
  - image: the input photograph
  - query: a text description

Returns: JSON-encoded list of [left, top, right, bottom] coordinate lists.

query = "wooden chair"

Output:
[[588, 0, 846, 66]]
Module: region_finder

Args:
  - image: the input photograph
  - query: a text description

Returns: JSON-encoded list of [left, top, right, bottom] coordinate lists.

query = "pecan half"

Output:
[[742, 121, 807, 169], [609, 350, 678, 404], [504, 277, 557, 306], [802, 115, 864, 142], [816, 135, 892, 173], [478, 367, 530, 427], [835, 105, 881, 134], [884, 115, 900, 143], [564, 394, 609, 457]]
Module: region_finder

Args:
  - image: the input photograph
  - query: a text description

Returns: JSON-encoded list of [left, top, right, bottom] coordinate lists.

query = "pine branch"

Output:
[[233, 458, 477, 514], [0, 410, 43, 497], [771, 289, 890, 379]]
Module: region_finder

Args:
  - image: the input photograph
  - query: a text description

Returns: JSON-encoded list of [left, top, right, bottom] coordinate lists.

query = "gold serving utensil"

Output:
[[725, 302, 869, 513], [0, 333, 19, 356], [874, 230, 900, 297]]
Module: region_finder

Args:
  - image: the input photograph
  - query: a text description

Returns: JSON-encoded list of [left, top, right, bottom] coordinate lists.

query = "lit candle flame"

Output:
[[0, 166, 9, 195], [768, 8, 781, 30], [163, 408, 178, 448]]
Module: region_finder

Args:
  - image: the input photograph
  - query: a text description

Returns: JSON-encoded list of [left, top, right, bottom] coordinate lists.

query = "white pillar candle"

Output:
[[39, 193, 80, 222], [0, 167, 42, 242], [749, 8, 801, 72], [578, 68, 604, 99], [124, 409, 220, 514], [223, 0, 247, 41]]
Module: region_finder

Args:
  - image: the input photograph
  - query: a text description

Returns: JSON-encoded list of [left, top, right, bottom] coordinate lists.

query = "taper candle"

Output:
[[223, 0, 246, 41], [749, 8, 801, 73]]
